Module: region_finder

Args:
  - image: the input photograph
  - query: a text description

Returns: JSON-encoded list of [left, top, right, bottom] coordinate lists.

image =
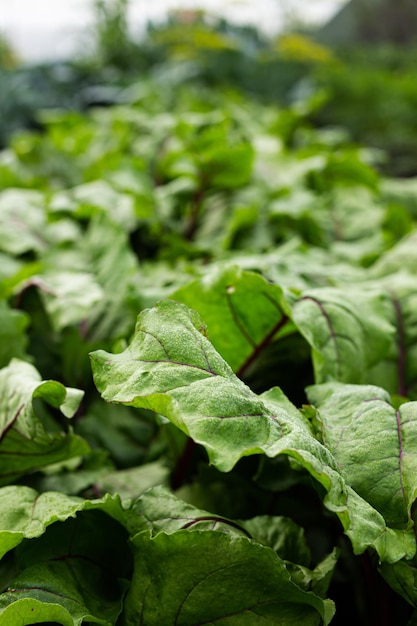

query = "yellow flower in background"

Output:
[[0, 34, 19, 69], [276, 33, 335, 64]]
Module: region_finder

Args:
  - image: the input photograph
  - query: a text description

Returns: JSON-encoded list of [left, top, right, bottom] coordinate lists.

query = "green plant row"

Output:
[[1, 79, 417, 624]]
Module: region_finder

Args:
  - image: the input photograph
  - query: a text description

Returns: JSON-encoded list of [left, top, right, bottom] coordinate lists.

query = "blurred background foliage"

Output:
[[2, 0, 417, 176]]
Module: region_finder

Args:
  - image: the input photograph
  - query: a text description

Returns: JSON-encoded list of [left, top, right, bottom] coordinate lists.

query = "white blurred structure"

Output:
[[0, 0, 346, 62]]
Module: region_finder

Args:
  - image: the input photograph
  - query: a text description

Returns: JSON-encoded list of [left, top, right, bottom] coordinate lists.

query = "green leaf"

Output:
[[262, 387, 414, 562], [91, 300, 415, 561], [201, 142, 254, 189], [39, 214, 139, 340], [364, 273, 417, 400], [0, 359, 88, 485], [307, 382, 417, 529], [239, 515, 311, 565], [0, 301, 29, 367], [371, 232, 417, 277], [76, 401, 158, 468], [90, 300, 299, 473], [0, 487, 85, 559], [96, 461, 170, 501], [79, 214, 140, 342], [124, 530, 334, 625], [0, 509, 131, 626], [0, 599, 75, 626], [287, 549, 339, 599], [292, 286, 395, 383], [380, 558, 417, 608], [36, 270, 104, 331], [173, 265, 292, 374], [0, 189, 47, 255], [49, 180, 137, 231], [0, 486, 137, 559], [326, 186, 384, 244], [131, 484, 251, 537]]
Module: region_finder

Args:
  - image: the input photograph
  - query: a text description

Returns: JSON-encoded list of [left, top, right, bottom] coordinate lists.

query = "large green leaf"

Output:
[[90, 300, 309, 474], [0, 359, 88, 485], [0, 599, 75, 626], [124, 530, 334, 625], [133, 486, 338, 599], [0, 487, 86, 559], [306, 383, 417, 529], [90, 300, 415, 561]]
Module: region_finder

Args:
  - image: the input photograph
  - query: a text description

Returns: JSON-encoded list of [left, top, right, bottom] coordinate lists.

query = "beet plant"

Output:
[[0, 77, 417, 624]]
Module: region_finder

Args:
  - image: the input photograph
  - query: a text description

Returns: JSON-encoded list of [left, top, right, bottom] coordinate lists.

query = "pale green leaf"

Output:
[[49, 180, 137, 231], [0, 359, 88, 484], [371, 232, 417, 277], [35, 271, 104, 330], [292, 286, 395, 383], [0, 190, 47, 255], [307, 383, 417, 528]]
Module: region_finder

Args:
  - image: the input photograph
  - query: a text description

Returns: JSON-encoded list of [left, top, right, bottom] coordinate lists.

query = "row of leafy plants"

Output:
[[2, 65, 417, 624], [0, 7, 328, 150], [5, 0, 417, 176], [11, 0, 417, 175]]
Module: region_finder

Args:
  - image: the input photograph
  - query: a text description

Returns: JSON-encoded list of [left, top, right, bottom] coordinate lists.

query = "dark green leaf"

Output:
[[0, 510, 131, 625], [173, 265, 292, 375], [0, 302, 29, 368], [124, 530, 334, 625]]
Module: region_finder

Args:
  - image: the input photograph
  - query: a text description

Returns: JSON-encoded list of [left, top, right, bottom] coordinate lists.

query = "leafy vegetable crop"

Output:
[[1, 77, 417, 624]]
